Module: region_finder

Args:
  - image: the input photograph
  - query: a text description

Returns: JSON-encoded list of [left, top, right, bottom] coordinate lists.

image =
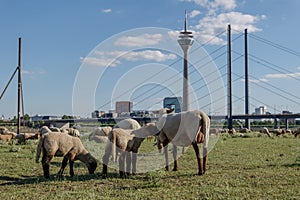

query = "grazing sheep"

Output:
[[155, 110, 210, 175], [0, 133, 16, 142], [210, 128, 219, 135], [239, 128, 250, 133], [113, 118, 141, 130], [36, 131, 97, 179], [260, 127, 272, 137], [64, 128, 81, 137], [102, 123, 159, 178], [16, 133, 39, 142], [272, 128, 286, 136], [228, 128, 236, 134], [88, 126, 112, 143], [0, 127, 8, 134]]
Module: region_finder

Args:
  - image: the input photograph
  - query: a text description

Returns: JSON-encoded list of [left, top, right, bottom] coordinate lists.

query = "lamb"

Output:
[[36, 131, 97, 179], [102, 123, 159, 178], [155, 110, 210, 175]]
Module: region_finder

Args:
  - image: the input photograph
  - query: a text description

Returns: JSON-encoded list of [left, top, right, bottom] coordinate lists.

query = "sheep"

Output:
[[0, 127, 8, 134], [36, 131, 97, 179], [102, 123, 159, 178], [260, 127, 272, 137], [64, 128, 81, 137], [272, 128, 286, 136], [239, 128, 250, 133], [88, 126, 112, 143], [228, 128, 236, 134], [210, 128, 219, 135], [113, 118, 141, 130], [0, 132, 16, 142], [155, 110, 210, 175], [16, 133, 40, 142]]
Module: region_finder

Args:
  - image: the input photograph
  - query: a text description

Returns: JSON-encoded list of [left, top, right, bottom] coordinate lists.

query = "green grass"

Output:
[[0, 134, 299, 199]]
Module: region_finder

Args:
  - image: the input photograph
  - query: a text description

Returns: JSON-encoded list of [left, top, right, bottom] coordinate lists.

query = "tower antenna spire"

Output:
[[184, 9, 187, 32]]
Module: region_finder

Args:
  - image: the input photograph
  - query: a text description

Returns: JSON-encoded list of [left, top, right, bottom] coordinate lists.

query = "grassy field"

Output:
[[0, 133, 299, 200]]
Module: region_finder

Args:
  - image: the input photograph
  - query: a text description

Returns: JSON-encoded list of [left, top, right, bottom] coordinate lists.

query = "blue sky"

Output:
[[0, 0, 299, 118]]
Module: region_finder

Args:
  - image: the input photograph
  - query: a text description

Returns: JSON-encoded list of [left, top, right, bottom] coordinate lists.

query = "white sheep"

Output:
[[260, 127, 272, 137], [102, 123, 159, 178], [36, 131, 97, 179], [113, 118, 141, 130], [155, 110, 210, 175], [88, 126, 112, 143]]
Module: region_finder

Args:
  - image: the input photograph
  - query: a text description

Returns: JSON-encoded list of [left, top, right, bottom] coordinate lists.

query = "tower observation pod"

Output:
[[177, 10, 194, 111]]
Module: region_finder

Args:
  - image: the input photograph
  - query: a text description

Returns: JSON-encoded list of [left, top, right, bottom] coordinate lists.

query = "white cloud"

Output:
[[101, 9, 112, 13], [114, 34, 164, 47], [181, 0, 237, 15], [82, 50, 177, 67], [96, 50, 176, 62], [265, 72, 300, 79], [22, 70, 33, 75], [123, 50, 177, 62], [189, 10, 201, 18], [192, 12, 265, 45], [80, 56, 120, 67], [249, 78, 268, 83]]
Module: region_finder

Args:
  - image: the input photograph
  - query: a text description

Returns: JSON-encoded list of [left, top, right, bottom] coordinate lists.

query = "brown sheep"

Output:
[[0, 133, 15, 142], [36, 132, 97, 179], [102, 123, 159, 178]]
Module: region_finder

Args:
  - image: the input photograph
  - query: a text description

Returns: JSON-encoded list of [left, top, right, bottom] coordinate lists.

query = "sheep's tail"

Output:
[[35, 135, 44, 163]]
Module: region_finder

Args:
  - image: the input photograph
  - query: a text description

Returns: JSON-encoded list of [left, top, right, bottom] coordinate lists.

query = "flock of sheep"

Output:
[[0, 109, 299, 179]]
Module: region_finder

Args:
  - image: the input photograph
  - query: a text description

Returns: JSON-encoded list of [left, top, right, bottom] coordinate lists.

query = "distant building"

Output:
[[116, 101, 133, 114], [253, 106, 270, 122], [163, 97, 182, 113], [254, 106, 267, 115]]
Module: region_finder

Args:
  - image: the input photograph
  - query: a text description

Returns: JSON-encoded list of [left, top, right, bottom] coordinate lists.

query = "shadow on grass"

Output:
[[0, 173, 101, 186]]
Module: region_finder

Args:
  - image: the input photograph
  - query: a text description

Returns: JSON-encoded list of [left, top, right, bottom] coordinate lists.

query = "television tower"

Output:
[[177, 10, 194, 111]]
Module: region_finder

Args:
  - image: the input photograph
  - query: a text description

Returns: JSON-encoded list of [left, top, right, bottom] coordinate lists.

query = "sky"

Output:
[[0, 0, 299, 118]]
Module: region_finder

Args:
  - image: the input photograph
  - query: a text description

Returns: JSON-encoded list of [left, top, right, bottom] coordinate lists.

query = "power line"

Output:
[[249, 34, 300, 57]]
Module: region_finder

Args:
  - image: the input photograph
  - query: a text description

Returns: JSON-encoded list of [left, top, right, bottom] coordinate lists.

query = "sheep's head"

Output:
[[86, 156, 97, 174]]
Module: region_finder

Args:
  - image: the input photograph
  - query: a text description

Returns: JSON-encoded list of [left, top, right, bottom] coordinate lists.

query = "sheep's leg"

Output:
[[172, 145, 178, 171], [164, 145, 169, 171], [57, 156, 68, 178], [69, 160, 74, 177], [203, 147, 208, 174], [125, 151, 132, 176], [192, 142, 203, 175], [42, 154, 53, 179], [131, 151, 137, 175], [119, 151, 126, 178], [68, 152, 76, 177], [102, 143, 111, 178]]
